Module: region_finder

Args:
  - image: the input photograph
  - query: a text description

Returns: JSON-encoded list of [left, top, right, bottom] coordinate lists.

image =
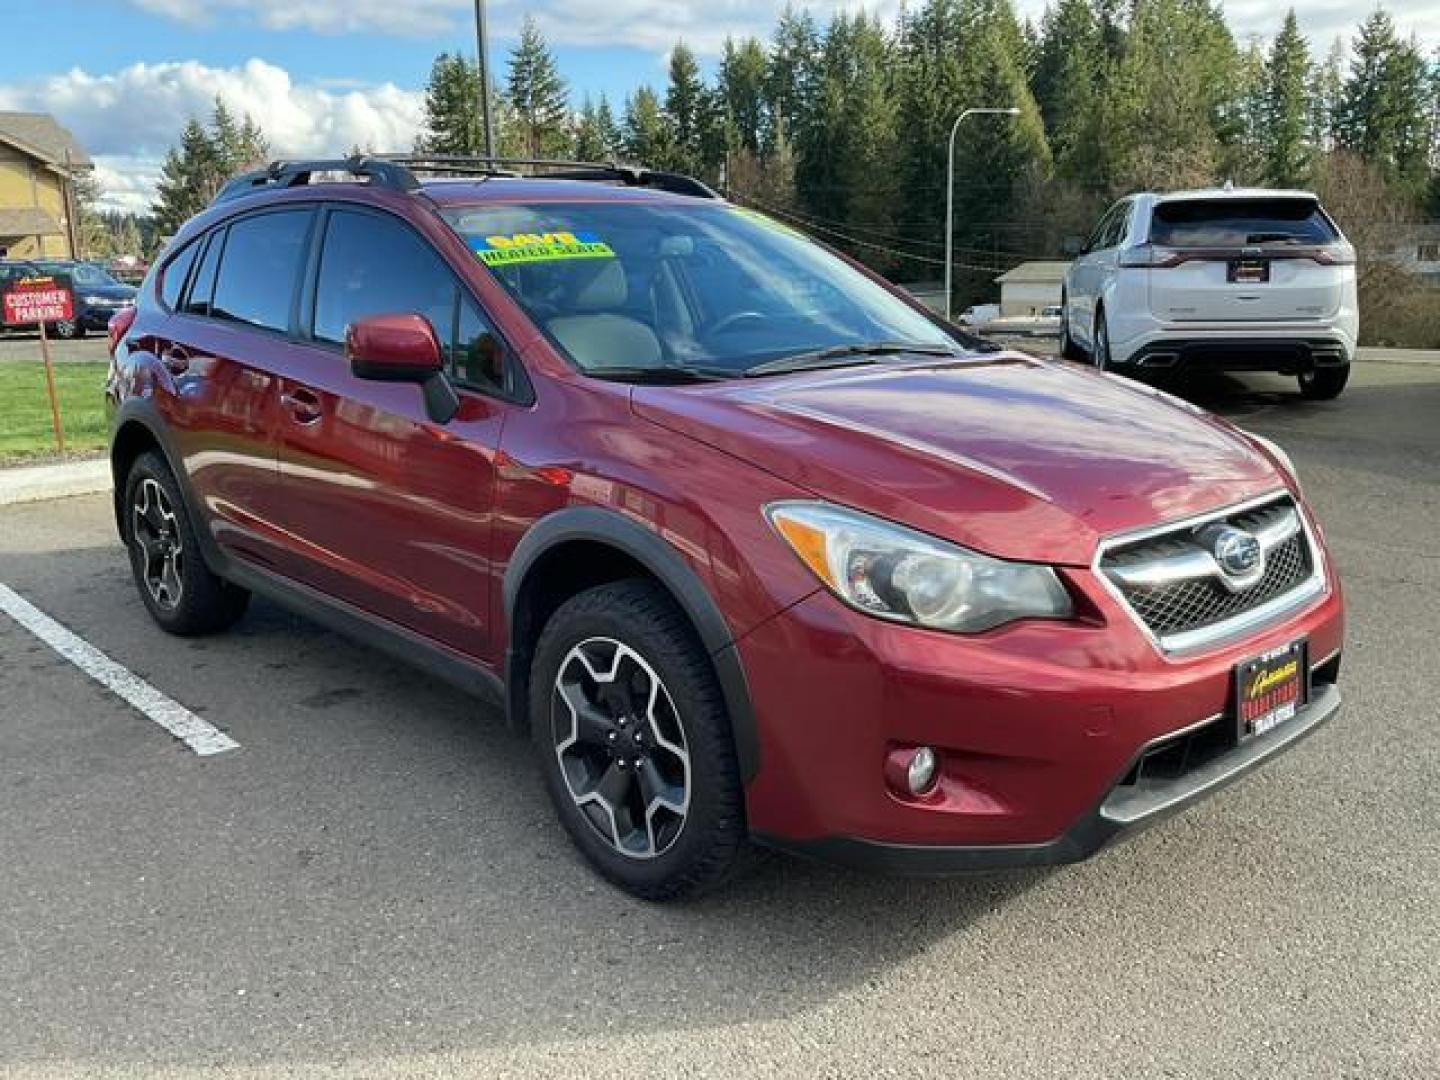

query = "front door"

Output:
[[270, 206, 518, 661]]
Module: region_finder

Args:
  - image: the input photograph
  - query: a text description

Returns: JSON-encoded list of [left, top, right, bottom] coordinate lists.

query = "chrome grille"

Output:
[[1099, 494, 1321, 650]]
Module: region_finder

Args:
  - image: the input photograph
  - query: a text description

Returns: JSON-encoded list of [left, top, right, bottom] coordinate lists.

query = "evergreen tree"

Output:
[[507, 16, 570, 157], [1309, 39, 1346, 151], [151, 118, 221, 235], [719, 37, 769, 155], [767, 5, 820, 155], [624, 86, 673, 165], [1263, 11, 1312, 187], [1031, 0, 1104, 184], [419, 52, 482, 154], [664, 42, 707, 172], [574, 97, 608, 160], [1338, 10, 1434, 191]]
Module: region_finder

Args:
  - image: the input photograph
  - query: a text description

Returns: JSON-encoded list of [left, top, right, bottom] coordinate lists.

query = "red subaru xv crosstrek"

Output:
[[107, 158, 1343, 899]]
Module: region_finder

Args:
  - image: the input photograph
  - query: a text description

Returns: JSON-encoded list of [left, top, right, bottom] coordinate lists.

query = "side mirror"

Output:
[[346, 313, 457, 424]]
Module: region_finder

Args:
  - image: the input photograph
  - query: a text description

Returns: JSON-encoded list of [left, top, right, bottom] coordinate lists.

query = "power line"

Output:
[[732, 191, 1009, 274]]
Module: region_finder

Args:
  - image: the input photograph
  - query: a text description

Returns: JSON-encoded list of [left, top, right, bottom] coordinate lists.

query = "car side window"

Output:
[[1085, 206, 1118, 253], [182, 228, 225, 316], [210, 210, 313, 332], [314, 209, 512, 396], [159, 241, 199, 310]]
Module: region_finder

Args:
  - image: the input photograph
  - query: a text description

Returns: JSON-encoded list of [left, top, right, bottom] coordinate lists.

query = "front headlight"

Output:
[[766, 501, 1073, 633], [1243, 430, 1301, 489]]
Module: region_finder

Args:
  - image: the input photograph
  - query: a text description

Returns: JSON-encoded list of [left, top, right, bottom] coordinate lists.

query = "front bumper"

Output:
[[79, 303, 132, 330], [759, 681, 1339, 873], [736, 560, 1343, 868]]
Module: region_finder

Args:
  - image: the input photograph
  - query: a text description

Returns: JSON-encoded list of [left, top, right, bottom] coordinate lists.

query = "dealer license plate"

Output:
[[1235, 640, 1308, 740]]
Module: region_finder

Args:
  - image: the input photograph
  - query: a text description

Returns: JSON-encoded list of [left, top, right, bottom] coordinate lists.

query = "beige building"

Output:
[[994, 260, 1070, 317], [0, 112, 91, 260]]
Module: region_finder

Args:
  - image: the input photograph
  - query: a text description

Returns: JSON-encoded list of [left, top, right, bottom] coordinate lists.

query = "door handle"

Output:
[[280, 387, 323, 425], [161, 346, 189, 375]]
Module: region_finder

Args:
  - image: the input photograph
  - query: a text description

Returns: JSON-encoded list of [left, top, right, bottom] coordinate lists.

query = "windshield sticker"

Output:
[[472, 231, 615, 266]]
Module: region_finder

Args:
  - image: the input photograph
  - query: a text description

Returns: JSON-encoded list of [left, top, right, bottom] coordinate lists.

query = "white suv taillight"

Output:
[[1312, 241, 1356, 266], [1118, 244, 1183, 268]]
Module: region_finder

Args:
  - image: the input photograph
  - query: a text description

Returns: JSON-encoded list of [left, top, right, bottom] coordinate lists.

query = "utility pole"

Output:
[[473, 0, 497, 159], [945, 107, 1019, 321]]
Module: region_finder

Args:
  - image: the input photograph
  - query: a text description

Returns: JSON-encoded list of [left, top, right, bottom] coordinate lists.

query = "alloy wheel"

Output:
[[131, 478, 184, 611], [551, 636, 691, 859]]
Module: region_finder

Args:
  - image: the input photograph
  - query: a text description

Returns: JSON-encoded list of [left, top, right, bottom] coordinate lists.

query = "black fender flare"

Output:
[[109, 398, 229, 575], [503, 506, 761, 783]]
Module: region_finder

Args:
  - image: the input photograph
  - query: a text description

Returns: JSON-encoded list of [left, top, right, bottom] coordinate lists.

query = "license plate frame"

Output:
[[1228, 258, 1270, 284], [1234, 639, 1308, 741]]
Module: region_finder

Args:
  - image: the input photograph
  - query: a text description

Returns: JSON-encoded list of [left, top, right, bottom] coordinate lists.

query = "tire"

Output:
[[1059, 296, 1086, 362], [50, 319, 82, 340], [1298, 364, 1349, 400], [530, 579, 748, 901], [1092, 309, 1112, 371], [122, 450, 250, 635]]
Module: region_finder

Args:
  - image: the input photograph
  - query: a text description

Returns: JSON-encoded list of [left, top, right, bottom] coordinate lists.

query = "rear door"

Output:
[[149, 209, 314, 567], [1144, 197, 1345, 323], [1068, 200, 1130, 342], [270, 205, 521, 661]]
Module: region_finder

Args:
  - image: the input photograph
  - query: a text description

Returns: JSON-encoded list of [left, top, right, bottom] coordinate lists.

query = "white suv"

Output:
[[1061, 187, 1358, 399]]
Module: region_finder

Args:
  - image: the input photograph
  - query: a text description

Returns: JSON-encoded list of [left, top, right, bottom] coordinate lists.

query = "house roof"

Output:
[[994, 260, 1070, 285], [0, 112, 91, 170], [0, 207, 63, 238]]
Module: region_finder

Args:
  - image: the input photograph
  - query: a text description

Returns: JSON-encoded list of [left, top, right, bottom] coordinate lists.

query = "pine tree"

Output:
[[624, 86, 673, 165], [1263, 11, 1312, 187], [419, 52, 482, 154], [574, 97, 608, 161], [1309, 39, 1345, 152], [507, 16, 570, 158], [1031, 0, 1104, 184], [595, 95, 624, 159], [665, 42, 707, 173], [767, 5, 820, 156], [718, 37, 768, 155], [1336, 10, 1433, 190], [151, 118, 220, 235]]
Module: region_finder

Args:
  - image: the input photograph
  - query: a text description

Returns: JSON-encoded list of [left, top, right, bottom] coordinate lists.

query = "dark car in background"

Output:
[[31, 259, 138, 337]]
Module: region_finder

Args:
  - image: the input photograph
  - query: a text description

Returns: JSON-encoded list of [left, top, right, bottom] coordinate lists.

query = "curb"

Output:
[[1356, 348, 1440, 367], [0, 459, 111, 507]]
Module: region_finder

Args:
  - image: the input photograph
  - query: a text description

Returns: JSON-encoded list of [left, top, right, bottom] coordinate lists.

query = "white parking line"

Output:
[[0, 583, 239, 756]]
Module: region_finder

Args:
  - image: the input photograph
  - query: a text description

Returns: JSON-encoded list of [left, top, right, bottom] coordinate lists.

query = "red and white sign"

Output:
[[2, 276, 74, 327]]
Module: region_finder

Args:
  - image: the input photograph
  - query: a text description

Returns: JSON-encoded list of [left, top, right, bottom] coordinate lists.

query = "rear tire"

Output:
[[123, 451, 250, 635], [1092, 309, 1112, 371], [1059, 297, 1086, 362], [530, 579, 749, 901], [1298, 364, 1349, 400]]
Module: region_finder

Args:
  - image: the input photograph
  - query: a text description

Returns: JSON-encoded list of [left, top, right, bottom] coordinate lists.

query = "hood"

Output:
[[77, 284, 137, 301], [632, 354, 1285, 565]]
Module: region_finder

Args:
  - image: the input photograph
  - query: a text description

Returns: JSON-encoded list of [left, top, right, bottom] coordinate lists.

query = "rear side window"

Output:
[[211, 210, 313, 331], [1150, 199, 1338, 247], [159, 242, 199, 310], [183, 229, 225, 316]]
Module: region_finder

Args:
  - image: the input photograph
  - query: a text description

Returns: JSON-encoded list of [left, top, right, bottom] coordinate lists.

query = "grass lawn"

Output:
[[0, 362, 109, 464]]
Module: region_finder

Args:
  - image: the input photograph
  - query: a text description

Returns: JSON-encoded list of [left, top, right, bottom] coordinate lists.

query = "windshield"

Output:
[[441, 201, 961, 377], [1149, 199, 1339, 247], [35, 262, 121, 287]]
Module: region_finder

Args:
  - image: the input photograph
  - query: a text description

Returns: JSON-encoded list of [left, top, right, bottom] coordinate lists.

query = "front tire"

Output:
[[1298, 364, 1349, 400], [50, 319, 83, 340], [123, 451, 249, 635], [530, 580, 748, 901], [1092, 309, 1113, 371]]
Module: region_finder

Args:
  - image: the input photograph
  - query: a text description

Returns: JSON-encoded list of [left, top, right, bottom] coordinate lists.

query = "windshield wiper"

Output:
[[585, 365, 735, 385], [743, 341, 962, 378]]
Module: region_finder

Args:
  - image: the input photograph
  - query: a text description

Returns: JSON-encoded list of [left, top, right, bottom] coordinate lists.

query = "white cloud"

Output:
[[117, 0, 1438, 52], [0, 59, 424, 213]]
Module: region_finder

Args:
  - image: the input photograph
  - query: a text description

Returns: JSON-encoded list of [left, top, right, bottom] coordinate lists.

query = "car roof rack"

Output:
[[211, 154, 719, 206]]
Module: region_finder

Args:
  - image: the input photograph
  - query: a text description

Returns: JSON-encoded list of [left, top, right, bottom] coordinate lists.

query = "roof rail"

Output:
[[378, 155, 719, 199], [211, 154, 720, 206], [211, 156, 420, 205]]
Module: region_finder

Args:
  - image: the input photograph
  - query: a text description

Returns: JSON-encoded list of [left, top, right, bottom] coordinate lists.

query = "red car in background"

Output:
[[107, 158, 1343, 899]]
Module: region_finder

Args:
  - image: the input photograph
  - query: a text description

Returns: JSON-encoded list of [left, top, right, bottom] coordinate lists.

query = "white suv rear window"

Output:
[[1150, 199, 1338, 247]]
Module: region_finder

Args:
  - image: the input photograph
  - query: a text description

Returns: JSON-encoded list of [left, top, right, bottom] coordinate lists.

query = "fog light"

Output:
[[906, 746, 938, 795]]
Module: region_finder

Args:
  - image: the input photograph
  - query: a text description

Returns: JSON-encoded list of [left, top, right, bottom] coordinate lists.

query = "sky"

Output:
[[0, 0, 1436, 214]]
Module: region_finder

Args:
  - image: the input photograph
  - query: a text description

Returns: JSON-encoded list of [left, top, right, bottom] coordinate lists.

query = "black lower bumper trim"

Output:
[[1125, 338, 1349, 373], [756, 683, 1340, 875]]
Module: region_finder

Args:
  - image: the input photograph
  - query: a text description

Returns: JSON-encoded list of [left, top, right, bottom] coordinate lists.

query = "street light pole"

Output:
[[473, 0, 497, 159], [945, 106, 1020, 321]]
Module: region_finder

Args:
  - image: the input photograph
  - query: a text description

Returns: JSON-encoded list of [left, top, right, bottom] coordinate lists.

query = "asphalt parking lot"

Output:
[[1, 362, 1438, 1078]]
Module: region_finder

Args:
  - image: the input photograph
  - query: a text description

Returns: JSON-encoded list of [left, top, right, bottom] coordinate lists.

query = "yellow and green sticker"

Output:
[[472, 231, 615, 267]]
